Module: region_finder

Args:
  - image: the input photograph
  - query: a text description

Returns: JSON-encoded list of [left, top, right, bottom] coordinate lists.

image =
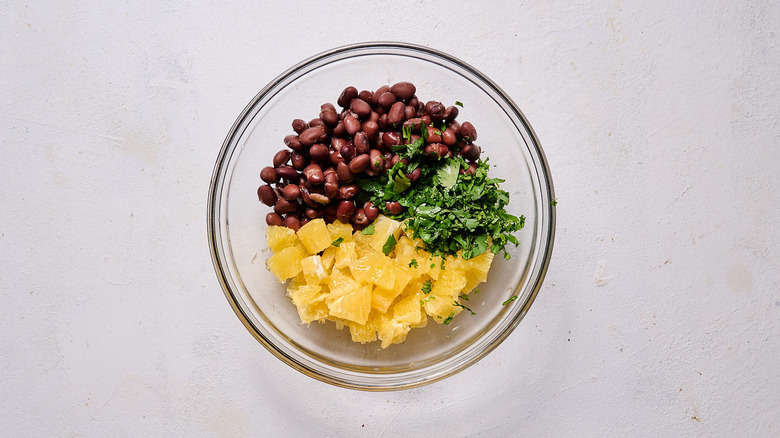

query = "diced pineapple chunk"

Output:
[[364, 215, 402, 252], [327, 284, 372, 325], [327, 220, 354, 243], [462, 250, 494, 293], [432, 268, 467, 297], [348, 317, 378, 344], [287, 284, 328, 324], [392, 291, 427, 327], [266, 225, 298, 252], [334, 241, 358, 270], [300, 255, 328, 285], [320, 246, 337, 271], [376, 315, 410, 349], [296, 218, 332, 254], [371, 286, 403, 313], [327, 268, 361, 299], [349, 252, 396, 289], [266, 244, 306, 282]]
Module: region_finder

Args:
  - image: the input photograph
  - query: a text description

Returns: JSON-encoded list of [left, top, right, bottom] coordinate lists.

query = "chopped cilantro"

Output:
[[409, 259, 418, 268], [502, 296, 518, 306], [442, 312, 455, 325], [361, 223, 375, 235], [421, 280, 432, 294], [455, 100, 463, 107], [550, 199, 558, 206], [331, 237, 344, 247], [430, 263, 436, 269], [382, 235, 397, 255], [454, 301, 476, 315], [440, 258, 446, 270]]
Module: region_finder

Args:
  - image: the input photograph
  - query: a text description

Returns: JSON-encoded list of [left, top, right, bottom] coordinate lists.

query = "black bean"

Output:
[[337, 86, 358, 108], [273, 149, 291, 167], [388, 101, 405, 127], [284, 134, 304, 152], [340, 142, 356, 162], [344, 114, 361, 136], [291, 152, 306, 170], [460, 121, 477, 142], [349, 154, 370, 173], [336, 200, 355, 223], [291, 119, 308, 134], [363, 201, 379, 221], [350, 98, 372, 120], [377, 91, 396, 109], [303, 164, 324, 185], [441, 128, 458, 146], [338, 184, 360, 199], [299, 125, 327, 146], [282, 184, 300, 201], [260, 166, 277, 184], [266, 212, 284, 226], [275, 166, 298, 181], [460, 143, 481, 161], [283, 215, 301, 231], [274, 198, 297, 214], [336, 162, 354, 183], [369, 149, 384, 173], [385, 201, 403, 215], [352, 208, 369, 226], [353, 132, 370, 154], [390, 82, 416, 100], [309, 143, 329, 162], [257, 185, 277, 206]]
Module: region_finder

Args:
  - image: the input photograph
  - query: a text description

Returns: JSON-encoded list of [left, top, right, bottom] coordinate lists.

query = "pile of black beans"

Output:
[[257, 81, 481, 231]]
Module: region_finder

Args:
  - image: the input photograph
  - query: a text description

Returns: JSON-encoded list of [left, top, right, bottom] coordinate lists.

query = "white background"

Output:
[[2, 1, 779, 436]]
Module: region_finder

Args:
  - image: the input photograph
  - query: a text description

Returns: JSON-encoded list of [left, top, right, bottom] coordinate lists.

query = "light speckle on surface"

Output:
[[2, 1, 780, 436]]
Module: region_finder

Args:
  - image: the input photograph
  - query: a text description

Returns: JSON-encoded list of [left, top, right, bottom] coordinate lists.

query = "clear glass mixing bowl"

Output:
[[208, 42, 555, 390]]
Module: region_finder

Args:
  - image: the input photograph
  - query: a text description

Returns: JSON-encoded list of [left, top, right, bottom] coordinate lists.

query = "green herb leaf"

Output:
[[454, 301, 476, 315], [331, 237, 344, 247], [442, 312, 455, 325], [382, 234, 397, 255], [502, 296, 518, 306], [436, 159, 459, 189], [455, 101, 463, 107], [421, 280, 432, 294], [409, 259, 418, 268], [361, 224, 375, 235]]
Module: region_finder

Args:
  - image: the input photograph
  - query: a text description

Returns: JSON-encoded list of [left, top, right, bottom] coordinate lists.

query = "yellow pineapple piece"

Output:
[[334, 241, 358, 270], [461, 250, 494, 293], [266, 244, 306, 282], [348, 316, 378, 344], [320, 246, 337, 271], [266, 225, 298, 252], [376, 314, 411, 349], [393, 236, 419, 268], [371, 286, 402, 313], [364, 215, 402, 252], [327, 268, 361, 299], [349, 252, 396, 289], [296, 218, 332, 254], [392, 262, 415, 292], [300, 255, 328, 285], [327, 220, 354, 243], [432, 267, 467, 297], [423, 293, 462, 323], [327, 284, 372, 325], [287, 284, 328, 324], [392, 291, 427, 327]]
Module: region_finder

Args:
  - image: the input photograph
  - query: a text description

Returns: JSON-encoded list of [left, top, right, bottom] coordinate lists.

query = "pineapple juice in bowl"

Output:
[[208, 42, 555, 390]]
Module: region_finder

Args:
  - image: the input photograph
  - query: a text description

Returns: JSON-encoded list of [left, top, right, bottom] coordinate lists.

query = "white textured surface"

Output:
[[2, 1, 779, 436]]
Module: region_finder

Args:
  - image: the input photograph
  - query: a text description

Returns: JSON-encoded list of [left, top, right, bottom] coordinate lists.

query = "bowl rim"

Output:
[[207, 41, 556, 391]]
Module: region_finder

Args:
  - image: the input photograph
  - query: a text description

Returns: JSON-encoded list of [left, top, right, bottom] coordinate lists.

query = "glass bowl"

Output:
[[208, 42, 555, 390]]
